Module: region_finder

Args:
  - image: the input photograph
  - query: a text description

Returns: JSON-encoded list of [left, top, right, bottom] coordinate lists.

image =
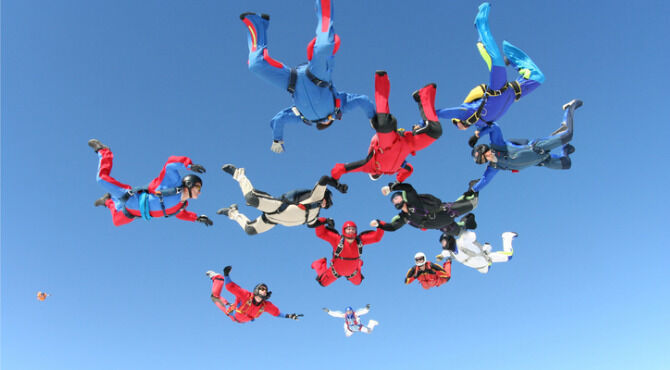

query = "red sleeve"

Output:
[[147, 156, 193, 193], [359, 226, 385, 245], [225, 280, 250, 300], [263, 301, 281, 317], [315, 223, 341, 248], [175, 205, 198, 222]]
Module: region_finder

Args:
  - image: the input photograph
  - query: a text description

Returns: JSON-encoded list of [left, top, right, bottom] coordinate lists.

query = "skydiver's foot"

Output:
[[369, 173, 382, 181], [88, 139, 109, 153], [239, 12, 268, 21], [217, 204, 238, 217], [463, 213, 477, 230], [564, 144, 575, 155], [412, 83, 437, 103], [375, 70, 387, 77], [205, 270, 218, 279], [562, 99, 583, 111], [221, 164, 237, 176], [93, 193, 111, 207], [368, 320, 379, 330], [551, 123, 568, 136]]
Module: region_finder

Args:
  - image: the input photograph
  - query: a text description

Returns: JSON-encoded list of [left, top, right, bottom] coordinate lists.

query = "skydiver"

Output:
[[205, 266, 302, 323], [323, 305, 378, 337], [240, 0, 375, 153], [370, 181, 478, 241], [310, 218, 385, 287], [217, 164, 347, 235], [88, 139, 213, 227], [436, 231, 517, 274], [404, 252, 451, 289], [437, 2, 545, 136], [330, 70, 442, 183], [467, 99, 582, 193]]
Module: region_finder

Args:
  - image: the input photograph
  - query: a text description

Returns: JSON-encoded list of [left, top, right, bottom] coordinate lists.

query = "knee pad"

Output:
[[374, 114, 397, 133], [244, 192, 260, 207], [425, 121, 443, 139]]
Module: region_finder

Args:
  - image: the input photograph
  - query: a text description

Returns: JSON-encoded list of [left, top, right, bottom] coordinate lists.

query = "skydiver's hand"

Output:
[[325, 218, 335, 229], [223, 266, 232, 277], [436, 253, 444, 262], [322, 307, 329, 313], [369, 220, 379, 228], [336, 182, 348, 194], [190, 164, 206, 173], [196, 215, 213, 226], [366, 304, 371, 310], [468, 135, 479, 148], [381, 185, 391, 196], [271, 140, 285, 153], [285, 313, 302, 320]]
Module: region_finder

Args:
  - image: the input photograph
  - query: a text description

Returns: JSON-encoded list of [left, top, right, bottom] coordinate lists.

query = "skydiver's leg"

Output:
[[307, 0, 337, 82], [374, 71, 390, 114], [449, 192, 479, 216], [95, 148, 132, 204], [331, 151, 375, 180], [313, 260, 337, 287], [531, 99, 582, 153], [346, 269, 364, 285], [209, 274, 232, 312], [242, 215, 276, 235], [344, 324, 354, 337], [104, 198, 135, 227], [229, 167, 285, 213], [474, 3, 507, 90], [503, 40, 545, 87], [240, 13, 292, 90], [395, 162, 414, 183]]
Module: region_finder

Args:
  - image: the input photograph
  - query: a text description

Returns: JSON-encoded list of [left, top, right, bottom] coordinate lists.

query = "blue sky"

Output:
[[2, 0, 669, 369]]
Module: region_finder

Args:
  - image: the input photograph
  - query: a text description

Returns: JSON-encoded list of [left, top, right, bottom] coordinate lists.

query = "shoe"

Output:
[[369, 173, 382, 181], [217, 204, 238, 217], [563, 144, 575, 155], [463, 213, 477, 230], [88, 139, 109, 153], [221, 164, 237, 176], [205, 270, 218, 279], [562, 99, 583, 111], [93, 193, 111, 207], [239, 12, 269, 21]]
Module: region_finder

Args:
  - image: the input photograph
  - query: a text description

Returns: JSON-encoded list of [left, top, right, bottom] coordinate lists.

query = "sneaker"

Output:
[[562, 99, 583, 111], [205, 270, 218, 279], [87, 139, 109, 153], [369, 173, 382, 181], [217, 204, 238, 217], [93, 193, 111, 207], [221, 164, 237, 176]]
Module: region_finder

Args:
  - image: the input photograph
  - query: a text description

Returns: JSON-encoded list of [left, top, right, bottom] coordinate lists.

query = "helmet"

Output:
[[322, 189, 333, 209], [253, 283, 271, 301], [391, 191, 405, 209], [345, 306, 355, 318], [472, 144, 491, 164], [342, 221, 357, 238], [182, 174, 203, 197], [414, 252, 426, 266]]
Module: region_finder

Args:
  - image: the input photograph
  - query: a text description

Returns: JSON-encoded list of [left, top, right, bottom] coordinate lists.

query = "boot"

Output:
[[217, 204, 238, 217], [221, 164, 237, 176], [93, 193, 111, 207], [88, 139, 109, 153]]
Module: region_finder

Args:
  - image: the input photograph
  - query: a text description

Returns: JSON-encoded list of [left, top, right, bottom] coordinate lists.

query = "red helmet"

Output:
[[342, 221, 357, 238]]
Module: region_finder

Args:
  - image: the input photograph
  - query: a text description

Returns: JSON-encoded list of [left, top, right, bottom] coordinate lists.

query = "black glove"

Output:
[[325, 218, 335, 229], [190, 164, 206, 173], [223, 266, 232, 277], [336, 182, 348, 194], [322, 307, 329, 313], [285, 313, 302, 320], [387, 181, 399, 191], [196, 215, 213, 226], [468, 135, 479, 148], [366, 304, 371, 310]]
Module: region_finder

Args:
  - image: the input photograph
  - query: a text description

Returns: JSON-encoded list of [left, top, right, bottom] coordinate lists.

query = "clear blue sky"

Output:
[[2, 1, 669, 369]]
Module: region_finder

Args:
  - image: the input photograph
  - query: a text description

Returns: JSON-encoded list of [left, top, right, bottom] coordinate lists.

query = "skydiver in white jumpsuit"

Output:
[[437, 231, 517, 273], [323, 305, 378, 337]]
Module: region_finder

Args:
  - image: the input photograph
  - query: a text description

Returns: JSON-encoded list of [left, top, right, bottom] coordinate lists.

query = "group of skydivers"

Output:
[[89, 1, 581, 335]]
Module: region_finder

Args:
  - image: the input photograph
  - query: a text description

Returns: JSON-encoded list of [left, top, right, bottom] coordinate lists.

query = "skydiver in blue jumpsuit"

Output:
[[240, 0, 375, 153], [437, 2, 545, 136], [466, 99, 583, 194]]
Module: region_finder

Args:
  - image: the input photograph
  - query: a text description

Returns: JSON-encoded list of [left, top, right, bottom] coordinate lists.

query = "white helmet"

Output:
[[414, 252, 426, 266]]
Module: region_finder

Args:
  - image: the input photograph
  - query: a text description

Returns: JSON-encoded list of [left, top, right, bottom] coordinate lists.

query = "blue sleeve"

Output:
[[478, 123, 506, 147], [436, 106, 469, 121], [472, 166, 499, 192], [337, 92, 375, 119], [270, 107, 303, 142]]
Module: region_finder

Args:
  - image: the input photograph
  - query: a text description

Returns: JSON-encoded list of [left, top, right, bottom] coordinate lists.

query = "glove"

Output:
[[285, 313, 302, 320], [369, 220, 379, 228], [325, 218, 335, 229], [435, 254, 444, 262], [366, 304, 371, 309], [190, 164, 206, 173], [223, 266, 232, 277], [322, 308, 329, 313], [270, 140, 285, 153], [468, 134, 479, 148], [196, 215, 213, 226], [381, 186, 391, 196], [336, 182, 348, 194]]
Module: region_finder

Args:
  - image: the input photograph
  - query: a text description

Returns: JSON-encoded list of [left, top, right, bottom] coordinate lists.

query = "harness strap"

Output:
[[334, 236, 363, 258], [304, 67, 331, 88], [509, 81, 522, 101], [452, 82, 522, 128], [287, 68, 298, 94], [330, 265, 358, 279]]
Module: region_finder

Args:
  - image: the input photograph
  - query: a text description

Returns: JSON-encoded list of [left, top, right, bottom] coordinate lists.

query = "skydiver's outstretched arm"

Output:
[[376, 214, 407, 232], [389, 182, 422, 205], [476, 123, 506, 147], [472, 166, 500, 193], [355, 305, 370, 316], [324, 309, 346, 319]]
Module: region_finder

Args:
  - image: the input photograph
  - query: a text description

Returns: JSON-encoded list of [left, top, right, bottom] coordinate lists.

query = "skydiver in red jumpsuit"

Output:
[[330, 70, 442, 183], [205, 266, 301, 323], [404, 252, 452, 290], [310, 218, 385, 287]]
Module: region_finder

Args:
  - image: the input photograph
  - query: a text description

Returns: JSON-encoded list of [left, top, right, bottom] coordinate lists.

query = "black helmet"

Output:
[[253, 283, 271, 301], [472, 144, 490, 164], [391, 191, 405, 209], [182, 174, 203, 197], [322, 189, 333, 209]]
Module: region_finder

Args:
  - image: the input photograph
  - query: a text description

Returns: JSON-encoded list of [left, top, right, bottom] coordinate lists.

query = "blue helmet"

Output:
[[345, 306, 355, 318]]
